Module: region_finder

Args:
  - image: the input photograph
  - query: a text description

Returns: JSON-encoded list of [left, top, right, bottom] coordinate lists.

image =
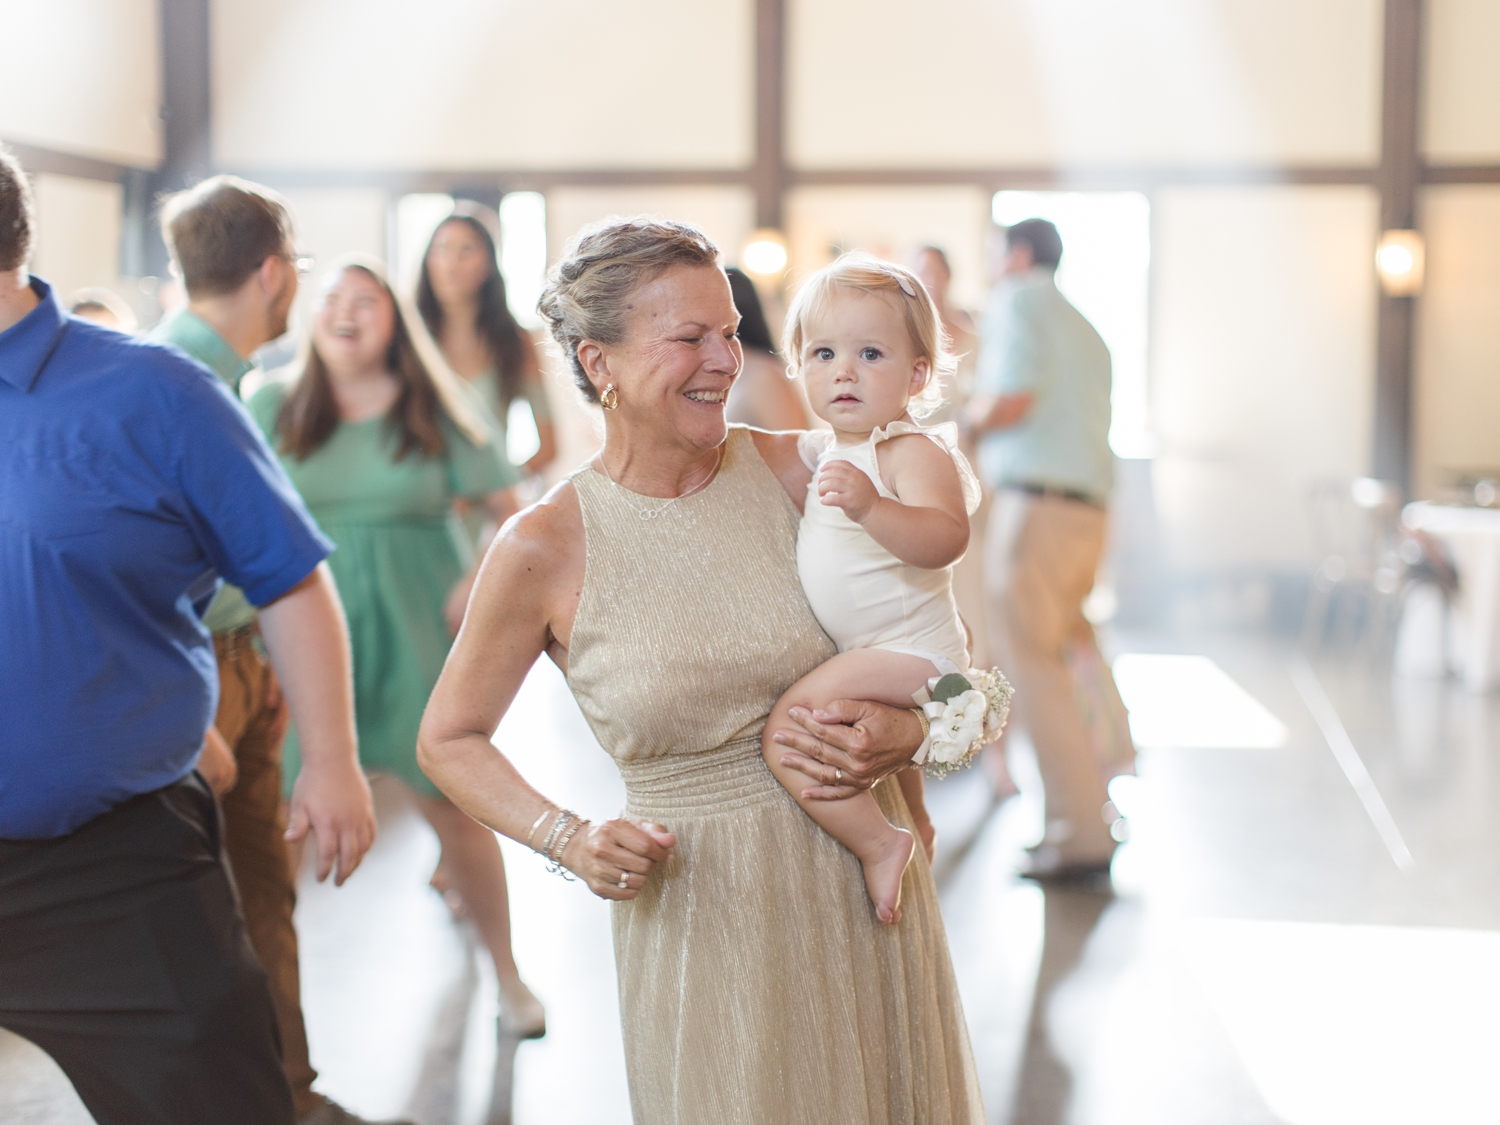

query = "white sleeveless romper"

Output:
[[796, 421, 982, 676]]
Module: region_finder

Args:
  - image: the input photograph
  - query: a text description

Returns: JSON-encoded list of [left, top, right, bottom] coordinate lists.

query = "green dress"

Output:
[[459, 368, 551, 543], [248, 383, 520, 796]]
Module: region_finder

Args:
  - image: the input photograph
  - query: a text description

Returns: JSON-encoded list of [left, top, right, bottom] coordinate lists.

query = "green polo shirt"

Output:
[[149, 310, 260, 635], [975, 270, 1115, 504]]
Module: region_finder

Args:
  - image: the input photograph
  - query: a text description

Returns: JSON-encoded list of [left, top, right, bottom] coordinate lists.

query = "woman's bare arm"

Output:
[[418, 484, 673, 899], [749, 429, 812, 515]]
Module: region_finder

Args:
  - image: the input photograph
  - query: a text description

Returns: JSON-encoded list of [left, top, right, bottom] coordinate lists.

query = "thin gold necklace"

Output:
[[598, 445, 724, 521]]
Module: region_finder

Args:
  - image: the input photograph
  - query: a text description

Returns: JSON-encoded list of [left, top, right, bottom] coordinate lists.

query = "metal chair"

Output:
[[1301, 478, 1404, 657]]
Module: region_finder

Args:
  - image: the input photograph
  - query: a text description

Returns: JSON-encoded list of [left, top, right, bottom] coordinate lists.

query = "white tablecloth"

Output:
[[1403, 502, 1500, 692]]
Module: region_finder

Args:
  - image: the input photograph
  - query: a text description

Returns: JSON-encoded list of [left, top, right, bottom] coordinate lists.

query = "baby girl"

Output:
[[761, 252, 986, 925]]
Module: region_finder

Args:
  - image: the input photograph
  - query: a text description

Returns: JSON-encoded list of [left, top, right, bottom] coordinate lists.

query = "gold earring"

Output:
[[600, 383, 619, 411]]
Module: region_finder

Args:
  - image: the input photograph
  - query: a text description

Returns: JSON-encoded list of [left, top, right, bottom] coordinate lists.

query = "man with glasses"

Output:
[[150, 177, 397, 1125]]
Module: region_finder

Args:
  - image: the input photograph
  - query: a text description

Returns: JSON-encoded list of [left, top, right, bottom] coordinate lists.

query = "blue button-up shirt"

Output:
[[0, 279, 332, 839], [975, 269, 1115, 504]]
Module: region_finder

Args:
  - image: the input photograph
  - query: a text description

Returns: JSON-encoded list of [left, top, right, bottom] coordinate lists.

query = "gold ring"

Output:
[[617, 872, 629, 889], [835, 768, 842, 782]]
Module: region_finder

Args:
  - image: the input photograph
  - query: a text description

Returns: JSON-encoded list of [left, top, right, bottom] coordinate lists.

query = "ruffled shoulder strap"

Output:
[[796, 429, 835, 472], [870, 420, 983, 515]]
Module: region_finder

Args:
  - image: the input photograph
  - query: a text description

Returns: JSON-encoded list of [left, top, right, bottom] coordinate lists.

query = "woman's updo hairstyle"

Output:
[[537, 216, 721, 403]]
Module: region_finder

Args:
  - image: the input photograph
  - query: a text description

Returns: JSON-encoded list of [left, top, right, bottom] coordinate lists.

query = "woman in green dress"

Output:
[[248, 258, 546, 1038], [417, 205, 557, 478]]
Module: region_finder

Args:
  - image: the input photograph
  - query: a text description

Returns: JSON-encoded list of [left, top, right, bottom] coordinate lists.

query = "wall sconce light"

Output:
[[742, 229, 788, 278], [1375, 229, 1425, 296]]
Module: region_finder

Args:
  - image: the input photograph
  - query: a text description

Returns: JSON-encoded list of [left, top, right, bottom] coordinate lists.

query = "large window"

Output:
[[992, 191, 1152, 458]]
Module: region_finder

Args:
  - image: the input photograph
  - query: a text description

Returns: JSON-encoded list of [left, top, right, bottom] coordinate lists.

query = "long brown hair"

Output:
[[277, 256, 489, 461], [416, 205, 530, 411]]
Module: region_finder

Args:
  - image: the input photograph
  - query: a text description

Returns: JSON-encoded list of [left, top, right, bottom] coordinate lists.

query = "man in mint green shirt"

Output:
[[967, 218, 1132, 884], [153, 176, 401, 1125]]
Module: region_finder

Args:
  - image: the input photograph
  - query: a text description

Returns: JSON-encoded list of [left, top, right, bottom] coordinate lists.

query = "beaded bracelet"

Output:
[[537, 809, 570, 860], [547, 815, 586, 880]]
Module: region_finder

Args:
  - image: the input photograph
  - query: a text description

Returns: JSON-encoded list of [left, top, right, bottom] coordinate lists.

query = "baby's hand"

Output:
[[818, 460, 880, 523]]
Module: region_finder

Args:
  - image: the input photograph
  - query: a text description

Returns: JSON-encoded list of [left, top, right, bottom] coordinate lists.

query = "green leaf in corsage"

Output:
[[929, 672, 974, 703]]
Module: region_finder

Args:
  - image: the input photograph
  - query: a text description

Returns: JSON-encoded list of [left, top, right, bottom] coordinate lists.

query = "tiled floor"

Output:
[[5, 629, 1500, 1124]]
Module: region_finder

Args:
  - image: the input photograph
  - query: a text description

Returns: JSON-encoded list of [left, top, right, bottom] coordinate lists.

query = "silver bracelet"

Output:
[[538, 809, 571, 859], [547, 816, 586, 880], [526, 806, 555, 851]]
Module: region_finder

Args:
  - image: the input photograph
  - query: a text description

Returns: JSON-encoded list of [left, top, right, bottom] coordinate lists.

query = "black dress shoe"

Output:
[[1015, 844, 1115, 887]]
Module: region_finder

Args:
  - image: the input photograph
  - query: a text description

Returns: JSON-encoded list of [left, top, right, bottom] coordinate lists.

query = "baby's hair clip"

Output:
[[894, 274, 917, 298]]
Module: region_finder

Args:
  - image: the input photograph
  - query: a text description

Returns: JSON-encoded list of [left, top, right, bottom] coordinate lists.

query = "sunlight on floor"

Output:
[[1113, 654, 1289, 750], [1181, 920, 1500, 1125]]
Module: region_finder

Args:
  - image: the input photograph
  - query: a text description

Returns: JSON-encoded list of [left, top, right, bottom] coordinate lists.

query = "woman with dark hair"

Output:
[[418, 204, 556, 476], [723, 266, 808, 431], [248, 258, 546, 1039]]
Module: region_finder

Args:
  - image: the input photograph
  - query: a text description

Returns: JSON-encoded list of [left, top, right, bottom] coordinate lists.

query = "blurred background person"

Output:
[[966, 218, 1127, 881], [417, 203, 556, 480], [724, 265, 808, 431], [911, 244, 995, 685], [67, 286, 137, 332], [249, 259, 546, 1042], [910, 245, 978, 423], [151, 176, 396, 1125]]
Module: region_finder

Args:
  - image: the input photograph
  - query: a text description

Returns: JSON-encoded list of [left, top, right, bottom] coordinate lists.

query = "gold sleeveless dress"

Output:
[[566, 427, 984, 1125]]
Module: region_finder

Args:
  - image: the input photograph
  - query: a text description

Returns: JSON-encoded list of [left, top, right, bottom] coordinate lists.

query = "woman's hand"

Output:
[[563, 817, 676, 900], [818, 461, 879, 524], [772, 699, 924, 800]]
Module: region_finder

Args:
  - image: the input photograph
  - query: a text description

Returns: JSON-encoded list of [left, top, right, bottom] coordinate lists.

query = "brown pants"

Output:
[[214, 629, 319, 1118], [985, 490, 1118, 861]]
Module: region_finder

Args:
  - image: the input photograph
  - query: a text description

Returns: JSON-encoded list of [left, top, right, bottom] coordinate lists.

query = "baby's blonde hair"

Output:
[[782, 251, 956, 420]]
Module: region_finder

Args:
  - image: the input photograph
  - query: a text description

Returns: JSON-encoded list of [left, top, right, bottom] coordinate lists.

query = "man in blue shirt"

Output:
[[0, 148, 376, 1124], [967, 218, 1132, 883]]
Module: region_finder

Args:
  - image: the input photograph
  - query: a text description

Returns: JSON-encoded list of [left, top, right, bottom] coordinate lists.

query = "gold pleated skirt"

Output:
[[612, 738, 985, 1125]]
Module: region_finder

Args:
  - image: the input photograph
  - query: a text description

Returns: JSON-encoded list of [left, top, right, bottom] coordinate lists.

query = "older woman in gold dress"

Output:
[[418, 218, 983, 1124]]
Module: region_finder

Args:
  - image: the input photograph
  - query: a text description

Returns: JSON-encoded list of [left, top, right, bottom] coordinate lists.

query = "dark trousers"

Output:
[[0, 774, 295, 1125]]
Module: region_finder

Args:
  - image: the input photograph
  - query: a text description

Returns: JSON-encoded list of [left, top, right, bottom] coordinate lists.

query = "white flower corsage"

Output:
[[911, 668, 1013, 779]]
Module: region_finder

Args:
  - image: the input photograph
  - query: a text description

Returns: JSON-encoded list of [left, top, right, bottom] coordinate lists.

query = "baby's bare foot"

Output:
[[863, 828, 915, 925]]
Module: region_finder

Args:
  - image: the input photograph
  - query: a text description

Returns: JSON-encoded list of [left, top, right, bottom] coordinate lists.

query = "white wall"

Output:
[[788, 0, 1382, 169], [1423, 0, 1500, 163], [1413, 186, 1500, 496], [1150, 185, 1378, 572], [30, 175, 125, 302], [547, 186, 757, 270], [0, 0, 161, 166], [212, 0, 754, 170], [784, 186, 992, 311]]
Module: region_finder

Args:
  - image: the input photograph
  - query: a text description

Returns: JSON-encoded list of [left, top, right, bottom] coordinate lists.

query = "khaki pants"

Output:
[[985, 490, 1117, 860], [214, 629, 319, 1118]]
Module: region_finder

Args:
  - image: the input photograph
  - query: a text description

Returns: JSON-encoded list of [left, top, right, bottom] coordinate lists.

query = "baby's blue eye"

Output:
[[815, 347, 834, 361], [861, 347, 882, 362]]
